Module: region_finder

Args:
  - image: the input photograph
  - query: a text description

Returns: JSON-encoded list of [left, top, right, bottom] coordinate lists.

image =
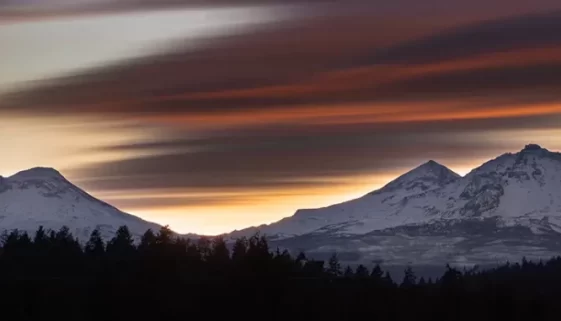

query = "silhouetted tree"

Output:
[[246, 234, 271, 275], [156, 226, 174, 246], [33, 226, 49, 251], [302, 260, 324, 277], [295, 251, 307, 263], [272, 248, 294, 276], [138, 229, 156, 254], [441, 264, 463, 289], [344, 266, 355, 278], [106, 226, 135, 257], [185, 239, 201, 262], [51, 226, 82, 258], [208, 236, 230, 272], [383, 271, 395, 287], [32, 226, 50, 273], [355, 264, 369, 278], [247, 234, 269, 258], [2, 225, 561, 320], [370, 264, 383, 280], [327, 253, 342, 277], [85, 229, 105, 257], [232, 237, 248, 264], [401, 266, 417, 288], [2, 230, 33, 263], [197, 237, 212, 261]]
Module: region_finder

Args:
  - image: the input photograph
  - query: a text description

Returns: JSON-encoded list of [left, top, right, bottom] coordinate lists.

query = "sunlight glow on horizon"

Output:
[[2, 3, 561, 235], [87, 161, 514, 235], [1, 113, 559, 235]]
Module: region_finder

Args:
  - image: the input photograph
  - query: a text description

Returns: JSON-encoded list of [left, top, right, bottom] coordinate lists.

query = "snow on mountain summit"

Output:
[[522, 143, 548, 153], [0, 167, 161, 241], [231, 145, 561, 243], [372, 160, 460, 195], [9, 167, 65, 181], [455, 143, 561, 220], [233, 144, 561, 266]]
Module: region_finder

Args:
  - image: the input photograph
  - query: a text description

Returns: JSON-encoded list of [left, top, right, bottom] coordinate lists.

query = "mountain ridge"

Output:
[[228, 144, 561, 265], [2, 144, 561, 266]]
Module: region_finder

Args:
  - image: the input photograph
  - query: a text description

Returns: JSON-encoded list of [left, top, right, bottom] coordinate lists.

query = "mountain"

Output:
[[0, 167, 161, 241], [230, 144, 561, 267]]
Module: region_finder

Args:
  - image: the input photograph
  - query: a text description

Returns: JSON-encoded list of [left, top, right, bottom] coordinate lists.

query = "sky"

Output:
[[1, 0, 561, 235]]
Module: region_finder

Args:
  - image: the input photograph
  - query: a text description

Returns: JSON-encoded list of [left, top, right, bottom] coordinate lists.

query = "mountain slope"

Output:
[[230, 160, 462, 239], [230, 144, 561, 265], [0, 167, 161, 240]]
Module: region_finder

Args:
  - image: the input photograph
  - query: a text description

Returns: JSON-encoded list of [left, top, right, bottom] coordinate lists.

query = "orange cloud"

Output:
[[133, 99, 561, 130], [161, 46, 561, 102]]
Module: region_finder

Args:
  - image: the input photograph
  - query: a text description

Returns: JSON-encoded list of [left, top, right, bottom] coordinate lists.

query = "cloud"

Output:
[[68, 113, 561, 192], [4, 6, 561, 233], [4, 10, 561, 116], [0, 0, 331, 22], [367, 11, 561, 64], [5, 9, 561, 177]]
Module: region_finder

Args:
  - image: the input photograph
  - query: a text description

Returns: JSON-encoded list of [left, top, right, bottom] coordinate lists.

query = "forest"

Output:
[[0, 225, 559, 320]]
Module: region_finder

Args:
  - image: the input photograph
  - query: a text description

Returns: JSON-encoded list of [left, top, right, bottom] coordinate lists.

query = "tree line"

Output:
[[0, 225, 560, 320]]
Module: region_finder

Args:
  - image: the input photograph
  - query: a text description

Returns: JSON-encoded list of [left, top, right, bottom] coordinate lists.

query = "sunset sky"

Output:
[[1, 0, 561, 235]]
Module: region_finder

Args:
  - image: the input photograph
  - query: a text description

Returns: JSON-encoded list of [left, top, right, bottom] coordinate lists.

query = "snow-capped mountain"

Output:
[[231, 144, 561, 266], [0, 167, 161, 241]]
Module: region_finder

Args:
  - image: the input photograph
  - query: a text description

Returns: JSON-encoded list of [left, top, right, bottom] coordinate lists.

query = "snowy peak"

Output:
[[521, 144, 547, 152], [453, 144, 561, 217], [232, 144, 561, 266], [516, 144, 561, 162], [0, 166, 162, 241], [417, 160, 457, 175], [230, 144, 561, 247], [9, 167, 65, 181], [467, 144, 561, 178], [373, 160, 460, 195]]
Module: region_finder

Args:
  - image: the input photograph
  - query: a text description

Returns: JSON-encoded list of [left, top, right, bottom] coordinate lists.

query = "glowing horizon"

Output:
[[2, 1, 561, 234]]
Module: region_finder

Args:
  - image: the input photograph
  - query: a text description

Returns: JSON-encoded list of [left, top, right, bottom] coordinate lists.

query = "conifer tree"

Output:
[[371, 264, 384, 280], [441, 264, 463, 289], [355, 264, 369, 278], [33, 226, 48, 250], [197, 237, 212, 260], [32, 226, 50, 272], [232, 237, 248, 264], [344, 266, 355, 278], [210, 236, 230, 265], [327, 253, 342, 277], [246, 234, 271, 274], [53, 226, 82, 258], [138, 229, 156, 254], [85, 229, 105, 257], [296, 252, 307, 263], [302, 260, 324, 277], [247, 233, 270, 258], [401, 266, 417, 288], [106, 226, 135, 257], [383, 271, 395, 287], [182, 238, 201, 272], [156, 226, 174, 246]]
